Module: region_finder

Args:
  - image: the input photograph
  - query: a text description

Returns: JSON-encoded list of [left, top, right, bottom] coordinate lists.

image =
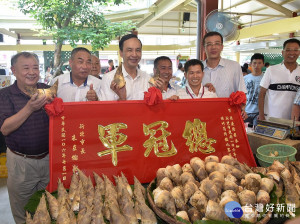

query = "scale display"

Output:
[[254, 124, 289, 140]]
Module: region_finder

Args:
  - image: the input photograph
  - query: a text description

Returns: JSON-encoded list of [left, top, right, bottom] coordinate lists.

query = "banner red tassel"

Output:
[[44, 98, 64, 116], [144, 87, 163, 106], [229, 91, 246, 106]]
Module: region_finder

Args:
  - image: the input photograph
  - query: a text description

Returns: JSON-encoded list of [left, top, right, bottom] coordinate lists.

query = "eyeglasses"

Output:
[[204, 42, 223, 47], [283, 49, 300, 52]]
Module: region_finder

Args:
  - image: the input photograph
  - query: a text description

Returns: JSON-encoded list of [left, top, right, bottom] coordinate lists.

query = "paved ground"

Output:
[[0, 178, 15, 224]]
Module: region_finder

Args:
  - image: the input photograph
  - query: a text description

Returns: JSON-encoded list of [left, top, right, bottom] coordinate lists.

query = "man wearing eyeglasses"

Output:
[[258, 38, 300, 120], [201, 31, 247, 119]]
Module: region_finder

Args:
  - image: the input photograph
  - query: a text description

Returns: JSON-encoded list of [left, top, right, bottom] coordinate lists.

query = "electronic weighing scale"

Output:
[[253, 116, 300, 140], [254, 120, 290, 140]]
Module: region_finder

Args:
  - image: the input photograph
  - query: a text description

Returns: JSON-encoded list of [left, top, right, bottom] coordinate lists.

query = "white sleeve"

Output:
[[237, 63, 247, 93], [204, 87, 218, 98], [175, 88, 187, 99], [260, 67, 271, 89], [93, 79, 102, 101], [99, 72, 118, 101]]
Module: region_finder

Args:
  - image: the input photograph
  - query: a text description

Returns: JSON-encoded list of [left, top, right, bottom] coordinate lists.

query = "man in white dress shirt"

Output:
[[201, 31, 247, 119], [153, 56, 181, 99], [201, 31, 246, 98], [51, 47, 101, 102], [176, 59, 217, 99], [100, 34, 152, 101]]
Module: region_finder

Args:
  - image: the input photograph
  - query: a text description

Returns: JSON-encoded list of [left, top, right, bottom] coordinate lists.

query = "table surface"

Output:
[[247, 132, 300, 160]]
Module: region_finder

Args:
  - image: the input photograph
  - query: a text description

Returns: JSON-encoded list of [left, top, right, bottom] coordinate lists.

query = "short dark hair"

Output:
[[251, 53, 264, 63], [283, 38, 300, 49], [184, 59, 204, 73], [119, 34, 142, 51], [203, 31, 223, 46], [265, 62, 270, 67], [178, 63, 183, 69], [11, 52, 39, 66], [108, 59, 113, 64], [153, 56, 172, 69], [241, 66, 247, 73], [70, 47, 91, 60], [242, 63, 249, 69]]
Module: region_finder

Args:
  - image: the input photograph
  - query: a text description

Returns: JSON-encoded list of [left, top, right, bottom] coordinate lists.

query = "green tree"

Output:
[[18, 0, 135, 75]]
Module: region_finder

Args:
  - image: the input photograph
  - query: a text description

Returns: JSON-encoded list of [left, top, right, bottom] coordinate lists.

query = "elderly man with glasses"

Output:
[[259, 38, 300, 121]]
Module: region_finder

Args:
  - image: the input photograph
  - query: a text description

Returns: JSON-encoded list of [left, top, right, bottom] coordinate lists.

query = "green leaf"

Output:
[[269, 182, 278, 205], [24, 190, 58, 215], [176, 216, 190, 224], [193, 220, 233, 224], [17, 0, 135, 69]]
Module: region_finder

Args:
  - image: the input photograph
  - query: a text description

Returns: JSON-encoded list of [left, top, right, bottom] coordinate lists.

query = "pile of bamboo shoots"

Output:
[[151, 155, 297, 223], [252, 160, 300, 209], [26, 169, 157, 224], [24, 156, 300, 224]]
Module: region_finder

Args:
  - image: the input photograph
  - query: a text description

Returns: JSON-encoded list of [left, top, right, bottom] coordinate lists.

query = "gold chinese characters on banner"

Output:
[[183, 119, 216, 154], [48, 100, 257, 192], [220, 110, 240, 158], [97, 123, 133, 166], [96, 119, 216, 166], [143, 121, 177, 157]]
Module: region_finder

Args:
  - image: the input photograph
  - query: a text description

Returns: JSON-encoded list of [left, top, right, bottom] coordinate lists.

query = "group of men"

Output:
[[0, 31, 299, 223], [52, 32, 247, 102], [51, 32, 234, 103]]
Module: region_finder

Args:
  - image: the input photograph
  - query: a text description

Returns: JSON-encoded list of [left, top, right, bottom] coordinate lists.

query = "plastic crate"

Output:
[[256, 144, 296, 166]]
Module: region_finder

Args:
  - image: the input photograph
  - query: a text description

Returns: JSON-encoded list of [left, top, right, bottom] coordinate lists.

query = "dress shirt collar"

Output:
[[203, 58, 225, 69], [162, 83, 174, 93], [69, 72, 88, 86], [280, 61, 299, 72], [185, 83, 204, 97], [122, 64, 140, 80]]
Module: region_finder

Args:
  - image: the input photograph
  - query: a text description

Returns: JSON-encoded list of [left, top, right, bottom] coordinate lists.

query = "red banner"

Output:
[[48, 99, 256, 192]]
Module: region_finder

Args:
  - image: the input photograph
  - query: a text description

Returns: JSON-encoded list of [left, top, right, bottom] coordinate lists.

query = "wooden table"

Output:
[[247, 132, 300, 161]]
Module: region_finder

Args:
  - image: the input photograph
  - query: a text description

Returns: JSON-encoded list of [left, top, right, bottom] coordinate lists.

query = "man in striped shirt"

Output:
[[201, 31, 247, 119], [0, 52, 51, 224], [259, 38, 300, 120]]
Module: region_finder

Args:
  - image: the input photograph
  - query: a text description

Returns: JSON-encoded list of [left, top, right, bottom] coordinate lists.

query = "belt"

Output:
[[10, 149, 48, 159]]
